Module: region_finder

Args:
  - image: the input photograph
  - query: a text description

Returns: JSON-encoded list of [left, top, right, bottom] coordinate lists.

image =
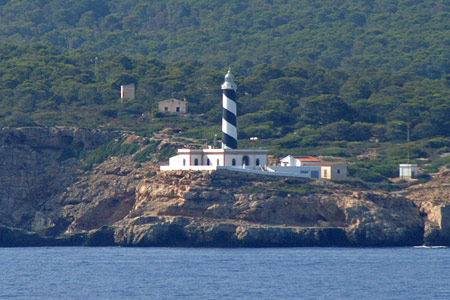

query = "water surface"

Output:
[[0, 247, 448, 299]]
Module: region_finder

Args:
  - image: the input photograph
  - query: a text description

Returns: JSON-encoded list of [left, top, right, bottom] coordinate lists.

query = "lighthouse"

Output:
[[160, 69, 347, 179], [221, 69, 238, 149], [160, 69, 268, 172]]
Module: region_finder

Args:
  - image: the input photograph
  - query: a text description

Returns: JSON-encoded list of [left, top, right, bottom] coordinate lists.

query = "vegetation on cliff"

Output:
[[0, 1, 449, 183]]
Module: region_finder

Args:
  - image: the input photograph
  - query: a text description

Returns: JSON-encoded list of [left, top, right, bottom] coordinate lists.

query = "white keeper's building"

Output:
[[160, 148, 268, 171]]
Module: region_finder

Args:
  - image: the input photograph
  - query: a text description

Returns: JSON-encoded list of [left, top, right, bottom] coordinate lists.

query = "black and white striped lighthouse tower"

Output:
[[221, 69, 238, 149]]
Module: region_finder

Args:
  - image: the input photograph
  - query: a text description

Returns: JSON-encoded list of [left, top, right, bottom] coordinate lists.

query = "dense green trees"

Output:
[[0, 0, 448, 77], [1, 43, 449, 150]]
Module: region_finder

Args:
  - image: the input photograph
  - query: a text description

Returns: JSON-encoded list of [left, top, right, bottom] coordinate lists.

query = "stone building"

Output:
[[120, 84, 135, 100], [158, 98, 187, 114]]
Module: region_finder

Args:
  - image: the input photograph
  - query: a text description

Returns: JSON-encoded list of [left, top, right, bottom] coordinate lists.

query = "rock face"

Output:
[[404, 168, 450, 246], [110, 170, 423, 247], [0, 126, 438, 247], [0, 127, 115, 230]]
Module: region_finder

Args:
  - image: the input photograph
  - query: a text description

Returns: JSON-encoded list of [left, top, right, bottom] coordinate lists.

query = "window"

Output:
[[217, 159, 220, 166], [324, 169, 328, 178], [164, 107, 168, 111], [232, 159, 236, 166], [337, 169, 341, 174], [194, 158, 199, 166], [207, 159, 210, 165], [176, 107, 180, 112], [256, 158, 260, 166], [183, 159, 186, 166], [242, 156, 249, 166]]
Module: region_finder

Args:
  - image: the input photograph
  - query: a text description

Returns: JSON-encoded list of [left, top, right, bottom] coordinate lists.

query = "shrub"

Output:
[[145, 171, 157, 178], [240, 124, 276, 139], [317, 146, 348, 157], [275, 134, 303, 149], [417, 173, 431, 184], [348, 164, 385, 182], [80, 136, 140, 170], [100, 109, 118, 118], [3, 112, 36, 127], [58, 147, 80, 162], [424, 156, 450, 173], [133, 141, 160, 163], [424, 137, 450, 149], [158, 144, 177, 162]]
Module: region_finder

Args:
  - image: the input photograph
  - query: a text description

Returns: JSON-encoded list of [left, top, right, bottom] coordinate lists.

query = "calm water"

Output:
[[0, 247, 448, 300]]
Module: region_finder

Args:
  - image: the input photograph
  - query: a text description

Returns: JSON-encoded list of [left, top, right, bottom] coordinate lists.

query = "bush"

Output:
[[158, 144, 177, 162], [424, 156, 450, 173], [145, 171, 157, 178], [58, 147, 80, 162], [80, 136, 140, 170], [317, 146, 348, 157], [100, 109, 118, 118], [348, 165, 385, 182], [386, 143, 427, 160], [424, 137, 450, 149], [417, 173, 431, 184], [3, 112, 36, 127], [133, 141, 160, 163], [275, 134, 303, 149], [317, 120, 351, 141], [240, 124, 276, 139]]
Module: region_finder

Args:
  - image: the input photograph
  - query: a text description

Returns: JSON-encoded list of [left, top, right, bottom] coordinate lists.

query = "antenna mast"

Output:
[[407, 120, 410, 164]]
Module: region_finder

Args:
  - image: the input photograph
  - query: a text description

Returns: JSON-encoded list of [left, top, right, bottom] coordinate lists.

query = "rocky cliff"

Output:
[[404, 168, 450, 246], [0, 126, 444, 247], [0, 127, 115, 230]]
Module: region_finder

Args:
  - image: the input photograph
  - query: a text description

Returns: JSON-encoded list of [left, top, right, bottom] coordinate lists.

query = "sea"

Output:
[[0, 247, 448, 300]]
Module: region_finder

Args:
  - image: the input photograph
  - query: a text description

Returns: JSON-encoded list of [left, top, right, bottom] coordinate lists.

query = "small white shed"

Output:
[[399, 164, 418, 179]]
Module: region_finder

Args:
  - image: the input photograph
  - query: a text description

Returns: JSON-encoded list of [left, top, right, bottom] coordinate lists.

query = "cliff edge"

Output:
[[0, 127, 440, 247], [404, 168, 450, 246]]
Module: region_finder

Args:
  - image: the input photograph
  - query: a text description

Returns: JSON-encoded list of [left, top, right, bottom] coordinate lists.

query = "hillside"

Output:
[[1, 43, 450, 183], [0, 1, 449, 184], [0, 0, 449, 77]]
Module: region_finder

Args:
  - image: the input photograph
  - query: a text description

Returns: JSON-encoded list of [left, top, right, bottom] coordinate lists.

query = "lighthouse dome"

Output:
[[221, 68, 237, 90], [224, 69, 234, 82]]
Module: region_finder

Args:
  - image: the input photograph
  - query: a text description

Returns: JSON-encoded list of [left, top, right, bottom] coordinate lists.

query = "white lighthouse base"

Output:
[[160, 148, 268, 171]]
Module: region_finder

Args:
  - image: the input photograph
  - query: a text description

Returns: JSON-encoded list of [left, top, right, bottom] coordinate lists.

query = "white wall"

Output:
[[399, 164, 418, 178], [270, 166, 321, 178], [160, 165, 218, 171], [280, 156, 296, 166], [204, 153, 223, 166], [163, 150, 268, 170], [224, 153, 267, 167]]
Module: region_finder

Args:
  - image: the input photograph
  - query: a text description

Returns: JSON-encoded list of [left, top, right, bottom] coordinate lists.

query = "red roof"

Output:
[[308, 162, 346, 166], [294, 156, 321, 162]]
